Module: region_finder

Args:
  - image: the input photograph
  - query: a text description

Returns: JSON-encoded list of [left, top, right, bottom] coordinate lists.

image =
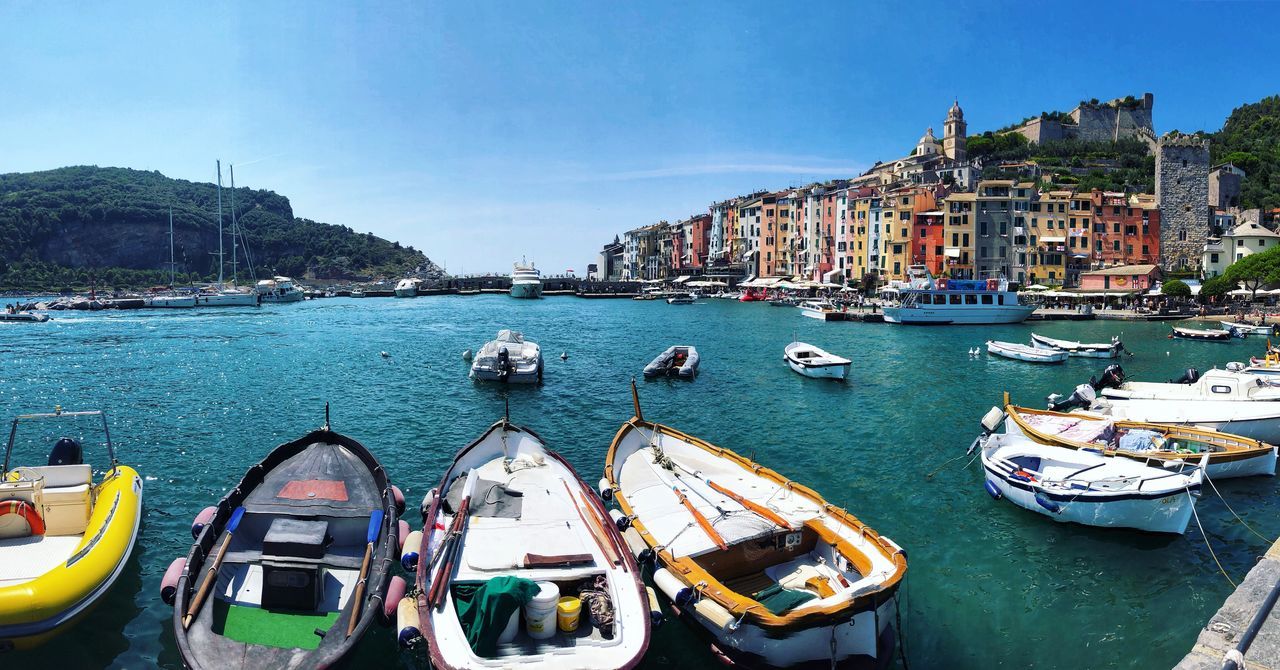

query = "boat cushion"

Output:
[[23, 464, 92, 488], [752, 583, 817, 615], [40, 483, 92, 536]]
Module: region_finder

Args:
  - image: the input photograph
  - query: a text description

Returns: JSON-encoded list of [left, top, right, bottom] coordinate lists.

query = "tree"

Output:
[[1222, 245, 1280, 300], [1200, 274, 1234, 301], [1161, 279, 1192, 298]]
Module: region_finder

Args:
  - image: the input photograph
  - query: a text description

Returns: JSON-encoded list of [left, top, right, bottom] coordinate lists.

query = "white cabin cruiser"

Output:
[[797, 300, 842, 321], [255, 276, 305, 303], [395, 278, 423, 297], [784, 342, 851, 380], [882, 267, 1035, 325], [470, 330, 544, 384], [510, 262, 543, 299]]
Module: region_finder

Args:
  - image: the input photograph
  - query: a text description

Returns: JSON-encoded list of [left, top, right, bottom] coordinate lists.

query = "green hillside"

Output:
[[0, 166, 436, 290], [1210, 95, 1280, 212]]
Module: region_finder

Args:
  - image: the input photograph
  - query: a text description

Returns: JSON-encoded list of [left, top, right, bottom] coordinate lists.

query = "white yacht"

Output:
[[144, 294, 196, 308], [255, 276, 305, 303], [510, 261, 543, 299], [394, 277, 423, 297], [470, 330, 544, 383], [882, 266, 1036, 325]]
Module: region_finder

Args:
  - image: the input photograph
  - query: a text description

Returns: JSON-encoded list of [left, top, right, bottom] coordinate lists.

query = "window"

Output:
[[965, 294, 978, 305], [1179, 230, 1187, 241], [997, 295, 1005, 305], [980, 222, 988, 236], [1238, 239, 1244, 247], [1113, 223, 1121, 233], [949, 294, 961, 305], [981, 294, 993, 305], [933, 294, 947, 305], [1211, 253, 1220, 263]]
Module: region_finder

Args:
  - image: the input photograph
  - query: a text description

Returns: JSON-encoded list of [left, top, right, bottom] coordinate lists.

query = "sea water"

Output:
[[1, 296, 1275, 669]]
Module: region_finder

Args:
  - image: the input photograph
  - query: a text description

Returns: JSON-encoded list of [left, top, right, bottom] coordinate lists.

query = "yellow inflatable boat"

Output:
[[0, 410, 143, 652]]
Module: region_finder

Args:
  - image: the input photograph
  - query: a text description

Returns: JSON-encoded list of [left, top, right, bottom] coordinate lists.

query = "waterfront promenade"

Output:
[[1178, 538, 1280, 670]]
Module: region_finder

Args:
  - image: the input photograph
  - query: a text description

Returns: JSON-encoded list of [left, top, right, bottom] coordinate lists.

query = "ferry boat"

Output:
[[882, 266, 1035, 325], [510, 260, 543, 299], [255, 276, 305, 303], [394, 278, 423, 297]]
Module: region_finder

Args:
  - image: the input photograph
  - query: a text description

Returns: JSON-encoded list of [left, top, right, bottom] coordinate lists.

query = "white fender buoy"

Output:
[[609, 509, 648, 559], [401, 530, 424, 570], [653, 568, 734, 632], [397, 596, 421, 649], [191, 506, 217, 539], [383, 576, 407, 625], [462, 349, 473, 361], [397, 519, 410, 551], [421, 487, 439, 517], [646, 585, 664, 627], [391, 485, 406, 515], [380, 351, 390, 358], [160, 557, 186, 605], [597, 478, 613, 500], [560, 352, 568, 360]]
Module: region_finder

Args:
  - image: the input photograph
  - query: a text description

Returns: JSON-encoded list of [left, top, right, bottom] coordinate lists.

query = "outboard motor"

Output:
[[497, 346, 512, 380], [1047, 383, 1097, 412], [48, 437, 83, 466], [1168, 368, 1200, 385], [1095, 364, 1125, 391]]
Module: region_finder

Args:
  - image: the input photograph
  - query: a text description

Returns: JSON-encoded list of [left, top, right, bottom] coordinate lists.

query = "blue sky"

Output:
[[2, 1, 1278, 275]]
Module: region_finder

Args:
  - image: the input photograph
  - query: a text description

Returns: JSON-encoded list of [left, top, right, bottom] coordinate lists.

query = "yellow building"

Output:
[[879, 186, 937, 280], [941, 191, 976, 278]]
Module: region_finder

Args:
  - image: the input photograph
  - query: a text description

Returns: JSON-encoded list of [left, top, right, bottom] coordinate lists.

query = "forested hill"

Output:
[[0, 166, 438, 289], [1210, 95, 1280, 212]]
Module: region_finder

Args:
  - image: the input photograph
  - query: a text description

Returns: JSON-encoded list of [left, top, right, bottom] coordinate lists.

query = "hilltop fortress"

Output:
[[1013, 93, 1156, 145]]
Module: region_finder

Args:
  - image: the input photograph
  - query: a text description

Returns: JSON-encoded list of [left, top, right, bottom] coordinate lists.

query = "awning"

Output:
[[822, 269, 842, 283], [1041, 236, 1066, 243], [944, 249, 961, 258]]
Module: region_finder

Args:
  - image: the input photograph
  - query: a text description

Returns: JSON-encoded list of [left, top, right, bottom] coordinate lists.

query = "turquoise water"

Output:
[[1, 296, 1277, 669]]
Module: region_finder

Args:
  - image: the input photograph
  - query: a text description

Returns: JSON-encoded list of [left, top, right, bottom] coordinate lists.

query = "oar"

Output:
[[562, 480, 622, 570], [183, 506, 245, 630], [673, 486, 727, 550], [428, 471, 477, 609], [345, 509, 385, 637], [704, 480, 792, 529]]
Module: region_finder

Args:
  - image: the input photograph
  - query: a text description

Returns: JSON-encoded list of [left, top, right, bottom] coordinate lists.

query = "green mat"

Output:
[[212, 599, 339, 650], [752, 583, 817, 615]]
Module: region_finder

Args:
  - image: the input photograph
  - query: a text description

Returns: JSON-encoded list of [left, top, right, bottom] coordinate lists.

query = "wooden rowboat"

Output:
[[602, 385, 906, 668], [1171, 326, 1232, 341]]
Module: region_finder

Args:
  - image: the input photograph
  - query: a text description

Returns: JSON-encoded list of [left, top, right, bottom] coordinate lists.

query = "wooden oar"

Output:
[[345, 509, 385, 637], [576, 488, 630, 573], [183, 506, 245, 629], [673, 486, 727, 550], [562, 480, 622, 570], [428, 471, 478, 609], [705, 480, 792, 529]]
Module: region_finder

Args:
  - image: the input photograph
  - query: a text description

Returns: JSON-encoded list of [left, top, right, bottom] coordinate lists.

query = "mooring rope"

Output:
[[1203, 471, 1273, 545], [1189, 486, 1237, 588]]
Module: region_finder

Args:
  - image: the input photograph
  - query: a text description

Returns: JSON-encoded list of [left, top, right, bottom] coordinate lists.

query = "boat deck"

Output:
[[0, 535, 81, 587]]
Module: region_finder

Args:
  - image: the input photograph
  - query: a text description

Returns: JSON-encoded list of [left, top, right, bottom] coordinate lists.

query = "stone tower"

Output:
[[1155, 133, 1211, 271], [943, 100, 966, 162]]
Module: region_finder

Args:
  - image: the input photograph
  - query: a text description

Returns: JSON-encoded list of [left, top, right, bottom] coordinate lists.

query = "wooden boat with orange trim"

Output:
[[999, 396, 1277, 479], [601, 386, 907, 668]]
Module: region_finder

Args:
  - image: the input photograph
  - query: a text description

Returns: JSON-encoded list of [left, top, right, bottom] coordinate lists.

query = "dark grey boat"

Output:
[[172, 427, 400, 669]]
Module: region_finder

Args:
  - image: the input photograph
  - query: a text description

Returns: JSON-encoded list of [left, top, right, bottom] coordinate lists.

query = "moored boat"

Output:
[[0, 410, 143, 650], [0, 310, 51, 322], [977, 431, 1204, 534], [1030, 333, 1125, 358], [256, 276, 306, 303], [510, 260, 544, 299], [643, 345, 699, 379], [196, 288, 260, 306], [797, 300, 842, 321], [666, 294, 695, 305], [602, 389, 907, 668], [783, 341, 851, 380], [144, 294, 197, 308], [882, 267, 1036, 325], [470, 330, 544, 384], [986, 340, 1068, 364], [170, 420, 399, 669], [1171, 326, 1232, 341], [408, 419, 651, 669], [395, 278, 423, 297], [1221, 321, 1279, 337]]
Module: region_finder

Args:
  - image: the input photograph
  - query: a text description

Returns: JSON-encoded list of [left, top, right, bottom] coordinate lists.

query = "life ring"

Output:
[[986, 278, 998, 291], [0, 499, 45, 536]]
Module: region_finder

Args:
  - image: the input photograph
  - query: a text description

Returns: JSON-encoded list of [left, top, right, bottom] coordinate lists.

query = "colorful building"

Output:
[[942, 191, 976, 279], [1090, 190, 1160, 268]]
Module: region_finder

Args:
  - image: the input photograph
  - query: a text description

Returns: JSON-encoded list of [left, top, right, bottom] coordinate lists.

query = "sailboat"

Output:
[[196, 161, 259, 307], [145, 206, 197, 308]]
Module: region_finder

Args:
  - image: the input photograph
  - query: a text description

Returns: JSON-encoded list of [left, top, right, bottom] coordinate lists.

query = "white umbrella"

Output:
[[1026, 284, 1050, 290]]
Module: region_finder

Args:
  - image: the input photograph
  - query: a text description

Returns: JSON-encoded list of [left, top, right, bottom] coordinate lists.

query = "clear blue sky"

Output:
[[2, 1, 1277, 275]]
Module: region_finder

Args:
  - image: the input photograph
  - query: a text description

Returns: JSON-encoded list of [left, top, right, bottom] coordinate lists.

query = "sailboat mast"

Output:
[[169, 206, 175, 287], [230, 164, 238, 285], [216, 160, 224, 286]]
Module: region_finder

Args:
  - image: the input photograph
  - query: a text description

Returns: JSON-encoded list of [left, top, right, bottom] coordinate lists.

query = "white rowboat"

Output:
[[783, 342, 851, 380], [1030, 333, 1124, 358], [986, 341, 1067, 364]]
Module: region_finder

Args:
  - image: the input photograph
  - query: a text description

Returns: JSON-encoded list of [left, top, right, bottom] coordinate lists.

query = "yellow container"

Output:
[[556, 596, 582, 632]]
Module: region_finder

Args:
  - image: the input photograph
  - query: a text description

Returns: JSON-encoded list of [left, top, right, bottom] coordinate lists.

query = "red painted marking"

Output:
[[277, 479, 348, 501]]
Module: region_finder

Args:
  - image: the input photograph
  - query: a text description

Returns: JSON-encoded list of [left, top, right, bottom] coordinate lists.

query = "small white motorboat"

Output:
[[643, 345, 699, 379], [797, 300, 842, 321], [986, 341, 1067, 364], [394, 278, 423, 297], [783, 341, 851, 380], [470, 330, 544, 384], [1221, 321, 1279, 337], [0, 310, 51, 322], [977, 430, 1205, 534], [1030, 333, 1124, 358], [1171, 326, 1232, 341], [411, 420, 651, 669]]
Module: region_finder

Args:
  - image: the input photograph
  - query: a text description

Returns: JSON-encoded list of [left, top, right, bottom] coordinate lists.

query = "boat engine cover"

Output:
[[48, 437, 83, 466]]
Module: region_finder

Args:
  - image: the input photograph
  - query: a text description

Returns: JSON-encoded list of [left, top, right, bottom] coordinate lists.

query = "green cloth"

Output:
[[752, 583, 817, 615], [212, 599, 339, 650], [452, 576, 541, 656]]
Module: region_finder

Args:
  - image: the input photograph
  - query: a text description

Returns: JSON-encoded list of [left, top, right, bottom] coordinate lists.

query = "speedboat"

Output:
[[1222, 321, 1279, 337], [256, 276, 306, 303], [0, 310, 51, 322], [643, 346, 699, 379], [1171, 326, 1231, 341], [1030, 333, 1125, 358], [407, 420, 651, 669], [986, 341, 1067, 364], [976, 430, 1204, 534], [470, 330, 544, 384], [395, 278, 423, 297], [0, 410, 143, 650], [783, 341, 851, 380], [797, 300, 842, 320], [510, 261, 543, 299], [602, 388, 907, 668], [169, 421, 399, 669], [1000, 399, 1276, 479], [666, 294, 695, 305]]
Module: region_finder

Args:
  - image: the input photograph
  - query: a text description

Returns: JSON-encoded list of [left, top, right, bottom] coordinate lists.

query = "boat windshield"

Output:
[[4, 409, 115, 473]]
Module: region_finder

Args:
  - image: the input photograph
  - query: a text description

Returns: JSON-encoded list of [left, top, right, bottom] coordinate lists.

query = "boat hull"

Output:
[[787, 358, 850, 379], [883, 304, 1035, 324], [987, 342, 1067, 364], [510, 282, 543, 299], [799, 309, 840, 320], [144, 296, 196, 308], [982, 464, 1196, 534], [196, 293, 259, 307], [1029, 335, 1120, 358], [394, 288, 418, 297], [259, 291, 305, 303], [469, 365, 543, 383]]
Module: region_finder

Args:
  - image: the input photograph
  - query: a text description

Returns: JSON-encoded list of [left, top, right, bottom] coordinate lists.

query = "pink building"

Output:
[[1077, 264, 1161, 291]]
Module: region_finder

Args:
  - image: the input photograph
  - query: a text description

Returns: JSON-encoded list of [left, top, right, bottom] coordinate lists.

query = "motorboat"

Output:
[[170, 422, 399, 669], [666, 294, 695, 305], [0, 410, 143, 650], [1092, 364, 1280, 402], [976, 431, 1204, 534], [1221, 321, 1280, 337], [602, 389, 907, 668], [408, 420, 651, 669], [643, 346, 699, 379], [144, 294, 196, 308], [986, 341, 1067, 364], [784, 341, 851, 380], [1030, 333, 1125, 358], [1171, 326, 1231, 341], [797, 300, 843, 321], [395, 278, 423, 298], [0, 310, 51, 322], [882, 267, 1036, 325], [510, 261, 544, 299], [256, 276, 306, 303], [1000, 399, 1276, 479], [350, 290, 366, 298], [470, 330, 544, 384]]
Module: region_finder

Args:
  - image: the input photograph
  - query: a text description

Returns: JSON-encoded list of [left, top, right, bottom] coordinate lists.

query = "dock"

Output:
[[1177, 538, 1280, 670]]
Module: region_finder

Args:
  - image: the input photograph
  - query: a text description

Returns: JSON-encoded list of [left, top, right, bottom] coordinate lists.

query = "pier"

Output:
[[1177, 539, 1280, 670]]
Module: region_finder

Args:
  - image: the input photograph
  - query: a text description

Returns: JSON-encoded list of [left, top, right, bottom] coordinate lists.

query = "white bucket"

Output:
[[524, 581, 560, 640], [497, 609, 520, 645]]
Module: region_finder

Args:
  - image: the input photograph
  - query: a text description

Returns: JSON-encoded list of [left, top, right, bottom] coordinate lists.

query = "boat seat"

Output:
[[22, 464, 92, 488]]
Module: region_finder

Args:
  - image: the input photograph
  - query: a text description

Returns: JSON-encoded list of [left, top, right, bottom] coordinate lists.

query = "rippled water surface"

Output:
[[1, 296, 1276, 669]]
